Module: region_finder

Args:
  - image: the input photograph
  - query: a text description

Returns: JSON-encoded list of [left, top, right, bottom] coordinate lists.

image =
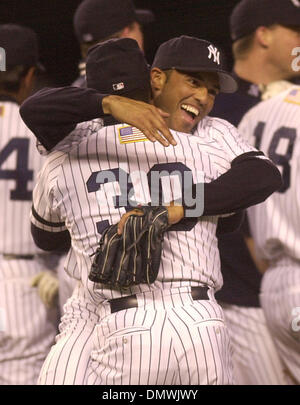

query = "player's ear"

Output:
[[255, 26, 273, 49], [23, 67, 36, 90], [150, 68, 168, 97], [18, 67, 36, 102]]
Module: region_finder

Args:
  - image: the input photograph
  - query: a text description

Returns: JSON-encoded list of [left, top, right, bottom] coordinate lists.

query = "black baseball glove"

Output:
[[89, 206, 170, 287]]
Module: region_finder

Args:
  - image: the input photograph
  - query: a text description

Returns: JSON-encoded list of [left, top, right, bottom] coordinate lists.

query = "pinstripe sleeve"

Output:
[[31, 151, 67, 233], [237, 109, 256, 145], [53, 119, 103, 153], [209, 117, 258, 160], [195, 117, 261, 178]]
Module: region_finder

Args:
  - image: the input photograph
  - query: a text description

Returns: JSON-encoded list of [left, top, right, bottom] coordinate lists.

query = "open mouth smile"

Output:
[[181, 103, 200, 120]]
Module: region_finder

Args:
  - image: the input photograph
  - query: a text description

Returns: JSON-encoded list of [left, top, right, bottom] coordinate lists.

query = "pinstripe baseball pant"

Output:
[[220, 303, 288, 385], [85, 286, 234, 385], [260, 257, 300, 385], [37, 281, 101, 385], [0, 256, 58, 385]]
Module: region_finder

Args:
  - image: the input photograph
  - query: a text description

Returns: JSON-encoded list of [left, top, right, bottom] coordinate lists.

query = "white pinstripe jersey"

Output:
[[238, 85, 300, 260], [31, 117, 256, 299], [0, 100, 44, 254]]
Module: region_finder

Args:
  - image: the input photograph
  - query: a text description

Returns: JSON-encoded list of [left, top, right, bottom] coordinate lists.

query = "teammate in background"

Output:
[[72, 0, 154, 87], [25, 36, 281, 385], [238, 81, 300, 384], [209, 0, 300, 385], [27, 0, 160, 317], [0, 24, 60, 385]]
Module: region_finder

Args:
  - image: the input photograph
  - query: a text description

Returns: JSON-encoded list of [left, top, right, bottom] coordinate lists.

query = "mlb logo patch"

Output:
[[118, 125, 149, 144], [0, 106, 4, 116], [284, 88, 300, 105]]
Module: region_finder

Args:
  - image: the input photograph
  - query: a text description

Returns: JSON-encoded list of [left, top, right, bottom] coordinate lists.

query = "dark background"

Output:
[[0, 0, 240, 86]]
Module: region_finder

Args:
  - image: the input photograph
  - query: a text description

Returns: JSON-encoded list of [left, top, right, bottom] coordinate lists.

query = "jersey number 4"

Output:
[[0, 138, 33, 200], [253, 123, 296, 193]]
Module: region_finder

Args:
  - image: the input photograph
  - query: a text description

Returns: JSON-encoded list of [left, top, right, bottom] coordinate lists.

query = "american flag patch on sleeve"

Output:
[[118, 125, 149, 144], [284, 88, 300, 106]]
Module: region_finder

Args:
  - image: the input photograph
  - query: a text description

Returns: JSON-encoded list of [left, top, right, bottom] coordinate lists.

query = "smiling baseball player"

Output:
[[22, 37, 281, 385]]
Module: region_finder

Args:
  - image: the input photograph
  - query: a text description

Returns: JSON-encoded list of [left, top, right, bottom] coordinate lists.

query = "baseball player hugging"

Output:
[[22, 37, 281, 385]]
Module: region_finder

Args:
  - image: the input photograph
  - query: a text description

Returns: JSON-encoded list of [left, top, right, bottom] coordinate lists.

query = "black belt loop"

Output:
[[191, 286, 209, 301], [109, 295, 138, 314], [108, 286, 209, 314]]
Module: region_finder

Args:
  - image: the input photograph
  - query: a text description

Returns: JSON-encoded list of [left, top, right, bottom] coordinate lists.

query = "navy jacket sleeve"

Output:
[[183, 151, 283, 217], [20, 86, 108, 151]]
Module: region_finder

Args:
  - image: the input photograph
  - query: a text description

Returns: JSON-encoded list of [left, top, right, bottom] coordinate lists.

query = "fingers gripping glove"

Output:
[[88, 206, 170, 287]]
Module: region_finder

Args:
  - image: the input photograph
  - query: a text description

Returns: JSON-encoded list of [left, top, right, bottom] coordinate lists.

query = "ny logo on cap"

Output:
[[0, 47, 6, 71], [291, 0, 300, 7], [113, 82, 125, 91], [207, 45, 220, 65]]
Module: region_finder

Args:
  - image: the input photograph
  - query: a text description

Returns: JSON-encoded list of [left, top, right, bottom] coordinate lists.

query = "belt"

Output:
[[109, 286, 209, 314], [3, 254, 35, 260]]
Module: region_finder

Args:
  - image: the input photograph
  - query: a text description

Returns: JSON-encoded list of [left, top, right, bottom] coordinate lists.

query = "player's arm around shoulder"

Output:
[[20, 86, 105, 151], [20, 86, 175, 152]]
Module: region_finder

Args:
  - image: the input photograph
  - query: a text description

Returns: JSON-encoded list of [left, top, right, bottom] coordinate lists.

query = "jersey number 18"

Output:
[[253, 123, 296, 193]]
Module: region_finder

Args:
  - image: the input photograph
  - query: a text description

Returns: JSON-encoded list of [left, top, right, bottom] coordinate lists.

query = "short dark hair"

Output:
[[0, 65, 31, 92], [162, 69, 173, 83]]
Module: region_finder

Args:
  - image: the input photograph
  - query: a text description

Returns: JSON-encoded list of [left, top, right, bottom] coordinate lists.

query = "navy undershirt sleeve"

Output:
[[183, 152, 282, 217], [31, 223, 71, 252], [20, 86, 108, 151]]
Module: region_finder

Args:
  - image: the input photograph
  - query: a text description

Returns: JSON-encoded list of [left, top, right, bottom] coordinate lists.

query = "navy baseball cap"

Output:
[[152, 36, 238, 93], [231, 0, 300, 41], [0, 24, 44, 69], [74, 0, 155, 43], [86, 38, 150, 95]]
